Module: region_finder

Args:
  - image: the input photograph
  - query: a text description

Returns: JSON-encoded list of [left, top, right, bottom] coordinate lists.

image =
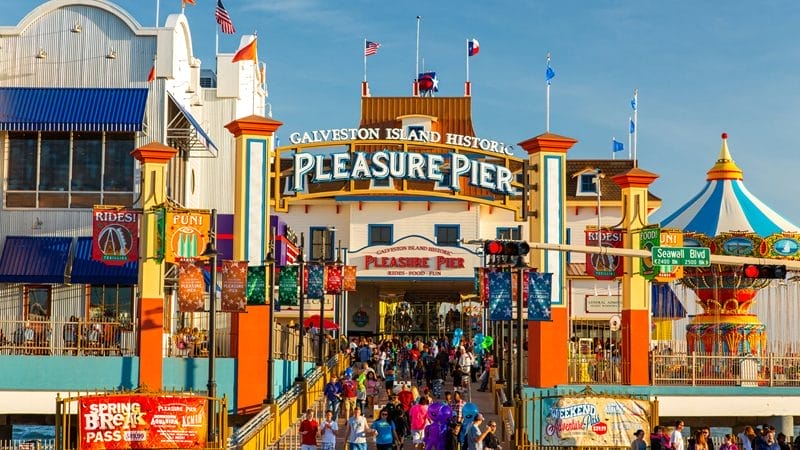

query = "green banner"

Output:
[[246, 265, 266, 305], [639, 226, 660, 280], [278, 266, 299, 306], [154, 207, 166, 263]]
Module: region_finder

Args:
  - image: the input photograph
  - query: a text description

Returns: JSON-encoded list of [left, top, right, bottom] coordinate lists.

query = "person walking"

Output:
[[344, 406, 373, 450], [631, 429, 647, 450], [671, 420, 686, 450], [483, 420, 502, 450], [298, 409, 319, 450], [372, 408, 401, 450], [323, 375, 342, 420], [318, 409, 338, 450]]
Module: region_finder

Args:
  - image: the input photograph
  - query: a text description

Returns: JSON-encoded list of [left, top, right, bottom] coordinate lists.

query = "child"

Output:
[[720, 434, 739, 450]]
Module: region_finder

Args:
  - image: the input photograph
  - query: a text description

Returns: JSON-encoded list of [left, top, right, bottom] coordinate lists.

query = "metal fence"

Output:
[[651, 352, 800, 386]]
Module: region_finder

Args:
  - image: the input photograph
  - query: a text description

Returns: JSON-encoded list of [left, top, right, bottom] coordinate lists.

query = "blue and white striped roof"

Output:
[[661, 133, 800, 237]]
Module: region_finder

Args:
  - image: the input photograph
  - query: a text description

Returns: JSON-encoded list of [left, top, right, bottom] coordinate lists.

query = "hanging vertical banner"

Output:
[[246, 265, 266, 305], [510, 270, 530, 306], [177, 259, 205, 312], [343, 265, 357, 291], [655, 229, 684, 282], [585, 228, 625, 280], [165, 211, 211, 263], [278, 265, 299, 305], [488, 271, 512, 321], [155, 207, 166, 263], [639, 226, 661, 280], [307, 264, 325, 299], [325, 265, 343, 294], [221, 260, 248, 312], [527, 271, 553, 321], [92, 207, 140, 266]]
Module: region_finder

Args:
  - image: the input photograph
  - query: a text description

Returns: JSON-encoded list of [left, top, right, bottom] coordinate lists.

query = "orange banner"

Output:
[[221, 260, 248, 312], [79, 394, 207, 449], [178, 259, 205, 313], [165, 211, 211, 263], [343, 265, 357, 291]]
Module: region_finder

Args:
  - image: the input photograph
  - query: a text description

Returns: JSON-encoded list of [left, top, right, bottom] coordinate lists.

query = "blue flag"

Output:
[[527, 271, 552, 321], [545, 64, 555, 84], [612, 139, 624, 153], [488, 271, 512, 321], [629, 119, 635, 134], [631, 97, 637, 111]]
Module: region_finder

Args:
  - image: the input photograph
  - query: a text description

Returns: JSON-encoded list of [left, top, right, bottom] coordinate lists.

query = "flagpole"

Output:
[[155, 0, 160, 27], [627, 118, 632, 160], [633, 89, 639, 165], [612, 137, 616, 160], [546, 52, 551, 133], [466, 39, 470, 82], [415, 16, 421, 81], [363, 38, 368, 83]]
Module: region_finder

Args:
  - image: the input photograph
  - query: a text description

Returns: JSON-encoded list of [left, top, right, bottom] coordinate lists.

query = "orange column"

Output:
[[225, 115, 283, 412], [131, 142, 178, 390], [518, 133, 577, 388], [611, 168, 659, 385]]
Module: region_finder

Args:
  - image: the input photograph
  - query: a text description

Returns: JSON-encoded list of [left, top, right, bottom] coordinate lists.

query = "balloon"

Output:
[[452, 336, 461, 347], [438, 404, 453, 422], [454, 327, 463, 337], [473, 333, 484, 346], [434, 421, 448, 449], [482, 335, 494, 349], [344, 367, 353, 377], [462, 402, 479, 420], [427, 402, 443, 422]]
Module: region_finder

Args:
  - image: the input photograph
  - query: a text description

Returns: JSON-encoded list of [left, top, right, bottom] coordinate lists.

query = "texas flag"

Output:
[[468, 38, 480, 57]]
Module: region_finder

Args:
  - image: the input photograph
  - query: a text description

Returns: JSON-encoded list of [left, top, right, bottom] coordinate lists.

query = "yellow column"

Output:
[[131, 142, 178, 390], [518, 132, 577, 388], [224, 115, 283, 412], [610, 168, 658, 385]]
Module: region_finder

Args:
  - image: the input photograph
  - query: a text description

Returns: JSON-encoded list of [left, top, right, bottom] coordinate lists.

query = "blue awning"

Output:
[[70, 237, 138, 285], [0, 88, 148, 132], [0, 236, 72, 283], [651, 283, 687, 319], [167, 93, 219, 156]]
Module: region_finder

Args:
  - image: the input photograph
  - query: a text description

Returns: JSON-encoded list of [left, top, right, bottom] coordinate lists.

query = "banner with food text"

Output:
[[165, 211, 211, 263], [488, 270, 512, 321], [527, 271, 552, 321], [343, 265, 357, 291], [221, 260, 248, 312], [325, 265, 343, 294], [78, 393, 207, 450], [278, 265, 299, 305], [246, 265, 266, 305], [92, 207, 140, 266], [541, 395, 651, 447], [639, 226, 660, 280], [585, 228, 625, 280], [177, 259, 205, 312]]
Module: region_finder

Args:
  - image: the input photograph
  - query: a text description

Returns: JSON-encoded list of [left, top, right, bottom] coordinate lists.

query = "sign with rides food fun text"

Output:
[[92, 207, 140, 266], [79, 394, 207, 450]]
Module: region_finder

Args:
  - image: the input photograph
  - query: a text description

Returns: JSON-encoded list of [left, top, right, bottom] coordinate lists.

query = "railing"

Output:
[[567, 355, 626, 384], [651, 352, 800, 386], [0, 439, 56, 450], [0, 318, 135, 356]]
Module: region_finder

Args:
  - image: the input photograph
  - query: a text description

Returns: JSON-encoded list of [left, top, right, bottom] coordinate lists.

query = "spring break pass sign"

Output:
[[541, 395, 650, 447]]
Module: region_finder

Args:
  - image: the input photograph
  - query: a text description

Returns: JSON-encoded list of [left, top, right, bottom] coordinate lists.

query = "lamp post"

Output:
[[514, 257, 526, 398], [595, 168, 605, 269], [296, 232, 306, 382], [201, 209, 219, 445], [317, 228, 338, 366], [264, 234, 276, 404]]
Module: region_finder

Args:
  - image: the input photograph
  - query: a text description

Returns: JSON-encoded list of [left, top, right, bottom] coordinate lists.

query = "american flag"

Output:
[[364, 41, 380, 56], [215, 0, 236, 35]]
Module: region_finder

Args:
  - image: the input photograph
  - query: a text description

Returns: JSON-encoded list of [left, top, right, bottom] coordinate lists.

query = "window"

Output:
[[496, 227, 521, 240], [370, 177, 393, 189], [310, 227, 335, 261], [6, 131, 135, 208], [369, 225, 393, 246], [436, 225, 460, 246], [90, 286, 134, 328], [25, 286, 51, 320], [578, 173, 599, 195]]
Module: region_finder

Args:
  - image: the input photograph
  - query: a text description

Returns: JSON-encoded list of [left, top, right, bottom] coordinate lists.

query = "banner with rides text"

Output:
[[221, 260, 248, 312], [278, 265, 299, 305], [343, 265, 357, 291], [585, 229, 625, 280], [177, 259, 205, 312], [488, 271, 512, 321], [527, 272, 552, 321], [91, 207, 140, 266], [541, 395, 651, 447], [79, 394, 207, 450], [246, 266, 266, 305]]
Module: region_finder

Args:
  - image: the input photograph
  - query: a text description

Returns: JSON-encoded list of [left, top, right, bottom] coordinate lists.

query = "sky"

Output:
[[8, 1, 800, 225]]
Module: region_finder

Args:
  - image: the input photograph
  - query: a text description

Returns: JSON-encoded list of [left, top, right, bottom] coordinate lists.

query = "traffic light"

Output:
[[742, 264, 787, 279], [484, 240, 530, 266]]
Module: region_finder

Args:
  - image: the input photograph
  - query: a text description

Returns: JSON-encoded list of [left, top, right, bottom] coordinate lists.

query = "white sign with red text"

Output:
[[351, 237, 480, 279]]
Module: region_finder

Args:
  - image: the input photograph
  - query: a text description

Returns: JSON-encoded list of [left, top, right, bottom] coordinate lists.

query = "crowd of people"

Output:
[[649, 421, 793, 450], [302, 335, 500, 450]]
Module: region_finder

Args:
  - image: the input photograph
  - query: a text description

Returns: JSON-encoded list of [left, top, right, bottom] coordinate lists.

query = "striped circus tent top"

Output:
[[661, 133, 799, 237]]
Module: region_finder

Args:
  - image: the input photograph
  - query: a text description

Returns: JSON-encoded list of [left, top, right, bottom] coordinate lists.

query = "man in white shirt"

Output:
[[318, 409, 338, 450], [670, 420, 685, 450]]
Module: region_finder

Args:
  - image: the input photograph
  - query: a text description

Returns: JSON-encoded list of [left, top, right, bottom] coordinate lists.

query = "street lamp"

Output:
[[296, 232, 306, 382], [317, 227, 337, 366], [264, 237, 276, 404], [201, 209, 219, 445], [514, 255, 526, 399]]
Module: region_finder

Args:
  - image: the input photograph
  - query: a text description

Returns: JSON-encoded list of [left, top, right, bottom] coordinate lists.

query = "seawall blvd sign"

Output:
[[651, 246, 711, 267]]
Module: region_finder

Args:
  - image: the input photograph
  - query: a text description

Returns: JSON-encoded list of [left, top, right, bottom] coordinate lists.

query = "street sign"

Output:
[[651, 246, 711, 267]]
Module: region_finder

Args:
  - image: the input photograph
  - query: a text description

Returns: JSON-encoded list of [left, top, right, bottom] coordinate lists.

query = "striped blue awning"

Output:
[[70, 237, 138, 286], [0, 236, 72, 283], [168, 93, 219, 155], [651, 283, 687, 319], [0, 88, 148, 132]]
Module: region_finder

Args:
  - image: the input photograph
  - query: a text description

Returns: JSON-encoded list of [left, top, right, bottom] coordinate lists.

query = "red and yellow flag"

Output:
[[232, 37, 257, 63]]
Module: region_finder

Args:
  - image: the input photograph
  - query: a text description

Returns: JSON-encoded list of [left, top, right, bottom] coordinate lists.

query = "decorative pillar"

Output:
[[225, 115, 283, 412], [611, 167, 658, 385], [518, 132, 577, 388], [131, 142, 178, 390]]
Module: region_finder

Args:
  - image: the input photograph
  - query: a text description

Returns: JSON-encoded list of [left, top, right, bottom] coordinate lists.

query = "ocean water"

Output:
[[12, 425, 56, 441]]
